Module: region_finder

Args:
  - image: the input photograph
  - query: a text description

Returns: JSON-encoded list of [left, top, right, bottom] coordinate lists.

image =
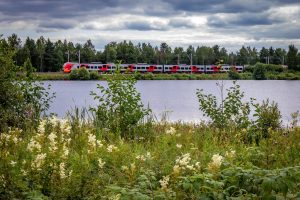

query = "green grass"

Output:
[[1, 117, 299, 199]]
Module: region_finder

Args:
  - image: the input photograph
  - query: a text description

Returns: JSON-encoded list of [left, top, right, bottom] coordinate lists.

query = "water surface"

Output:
[[45, 80, 300, 123]]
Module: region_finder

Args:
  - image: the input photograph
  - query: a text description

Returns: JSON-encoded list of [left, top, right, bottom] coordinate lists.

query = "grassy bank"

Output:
[[1, 117, 300, 199], [35, 71, 300, 81]]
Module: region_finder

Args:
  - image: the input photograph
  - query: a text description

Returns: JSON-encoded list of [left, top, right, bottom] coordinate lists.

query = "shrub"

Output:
[[77, 67, 90, 80], [69, 69, 79, 80], [90, 66, 151, 139], [253, 99, 282, 138], [89, 71, 99, 80], [196, 81, 251, 130], [253, 63, 266, 80], [0, 37, 53, 131], [228, 67, 241, 80]]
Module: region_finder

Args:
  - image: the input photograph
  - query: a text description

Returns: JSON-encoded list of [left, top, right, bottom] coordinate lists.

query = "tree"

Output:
[[36, 36, 46, 72], [286, 44, 298, 70], [259, 47, 269, 64]]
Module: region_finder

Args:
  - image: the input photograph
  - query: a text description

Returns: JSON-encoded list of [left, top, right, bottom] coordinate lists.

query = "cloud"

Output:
[[168, 18, 197, 28], [124, 20, 168, 31]]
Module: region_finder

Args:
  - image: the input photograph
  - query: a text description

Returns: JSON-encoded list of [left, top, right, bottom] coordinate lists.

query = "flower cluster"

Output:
[[136, 152, 152, 162], [32, 153, 47, 171], [166, 127, 176, 135], [107, 144, 118, 153], [98, 158, 106, 169], [159, 175, 170, 190], [173, 153, 200, 175], [207, 154, 223, 173]]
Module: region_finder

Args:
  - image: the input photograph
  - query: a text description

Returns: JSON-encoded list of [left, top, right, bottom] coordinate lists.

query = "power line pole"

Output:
[[65, 50, 70, 62]]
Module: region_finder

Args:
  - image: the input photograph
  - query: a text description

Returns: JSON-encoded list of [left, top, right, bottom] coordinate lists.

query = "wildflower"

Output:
[[207, 154, 223, 173], [136, 155, 146, 161], [62, 145, 69, 159], [21, 169, 27, 176], [27, 139, 41, 152], [175, 153, 191, 167], [176, 144, 182, 149], [225, 150, 236, 160], [88, 133, 96, 147], [130, 163, 136, 172], [10, 161, 17, 166], [166, 127, 176, 135], [107, 144, 118, 152], [32, 153, 47, 170], [96, 140, 103, 147], [50, 116, 59, 127], [159, 175, 170, 190], [48, 132, 57, 143], [98, 158, 106, 169], [109, 194, 121, 200], [173, 165, 181, 175], [38, 119, 47, 134], [121, 166, 129, 171], [59, 162, 67, 179]]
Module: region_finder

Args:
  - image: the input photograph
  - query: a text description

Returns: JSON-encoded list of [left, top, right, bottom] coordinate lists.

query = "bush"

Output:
[[89, 71, 99, 80], [69, 69, 79, 80], [90, 66, 151, 139], [228, 67, 241, 80], [253, 63, 266, 80], [77, 67, 90, 80]]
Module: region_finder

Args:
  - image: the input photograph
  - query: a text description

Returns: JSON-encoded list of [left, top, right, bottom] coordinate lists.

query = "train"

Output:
[[63, 62, 244, 73]]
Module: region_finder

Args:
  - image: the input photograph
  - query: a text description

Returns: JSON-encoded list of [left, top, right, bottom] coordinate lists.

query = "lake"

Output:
[[45, 80, 300, 123]]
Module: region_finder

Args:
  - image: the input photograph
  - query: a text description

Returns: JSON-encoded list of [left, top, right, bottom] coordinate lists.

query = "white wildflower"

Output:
[[27, 139, 41, 152], [48, 132, 57, 143], [50, 116, 59, 127], [10, 161, 17, 166], [136, 155, 146, 161], [98, 158, 106, 169], [96, 140, 103, 147], [176, 144, 182, 149], [173, 165, 181, 175], [88, 133, 96, 147], [159, 175, 170, 190], [166, 127, 176, 135], [21, 169, 27, 176], [121, 166, 129, 171], [225, 150, 236, 159], [62, 145, 69, 159], [32, 153, 47, 170], [59, 162, 67, 179], [38, 119, 47, 134], [207, 154, 223, 173], [107, 144, 118, 153]]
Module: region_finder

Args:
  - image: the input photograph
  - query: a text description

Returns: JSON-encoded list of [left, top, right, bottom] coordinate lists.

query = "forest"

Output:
[[1, 33, 300, 72]]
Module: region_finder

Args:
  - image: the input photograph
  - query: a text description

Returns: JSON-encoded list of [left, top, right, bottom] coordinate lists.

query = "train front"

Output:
[[63, 62, 74, 73]]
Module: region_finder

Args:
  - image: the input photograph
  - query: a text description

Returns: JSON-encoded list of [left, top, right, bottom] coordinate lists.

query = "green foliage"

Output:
[[89, 70, 100, 80], [287, 44, 299, 71], [0, 36, 53, 131], [227, 67, 241, 80], [69, 69, 79, 80], [77, 67, 90, 80], [253, 63, 267, 80], [196, 81, 250, 130], [252, 99, 282, 138], [69, 68, 91, 80], [90, 65, 151, 139]]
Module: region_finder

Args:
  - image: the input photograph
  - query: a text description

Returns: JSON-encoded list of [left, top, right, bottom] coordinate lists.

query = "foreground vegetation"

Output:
[[1, 117, 300, 199]]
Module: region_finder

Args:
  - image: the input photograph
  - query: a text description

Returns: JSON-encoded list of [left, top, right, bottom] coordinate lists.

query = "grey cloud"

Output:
[[168, 19, 196, 28], [124, 21, 168, 31], [207, 13, 283, 28]]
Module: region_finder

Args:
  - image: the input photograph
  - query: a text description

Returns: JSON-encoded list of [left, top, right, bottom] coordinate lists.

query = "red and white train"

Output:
[[63, 62, 244, 73]]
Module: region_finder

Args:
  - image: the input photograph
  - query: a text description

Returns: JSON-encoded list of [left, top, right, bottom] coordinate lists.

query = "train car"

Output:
[[63, 62, 244, 74]]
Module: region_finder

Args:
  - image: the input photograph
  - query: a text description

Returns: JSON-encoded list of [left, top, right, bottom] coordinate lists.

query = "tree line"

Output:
[[1, 33, 300, 72]]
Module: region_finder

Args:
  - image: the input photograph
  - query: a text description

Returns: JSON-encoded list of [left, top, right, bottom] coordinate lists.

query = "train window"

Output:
[[201, 68, 204, 70], [77, 66, 79, 69]]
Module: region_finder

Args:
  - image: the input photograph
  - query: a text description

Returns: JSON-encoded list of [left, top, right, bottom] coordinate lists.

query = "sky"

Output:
[[0, 0, 300, 52]]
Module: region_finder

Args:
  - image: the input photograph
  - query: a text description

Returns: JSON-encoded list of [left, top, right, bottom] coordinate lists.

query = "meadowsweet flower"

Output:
[[96, 140, 103, 147], [21, 169, 27, 176], [121, 166, 129, 171], [107, 144, 118, 152], [166, 127, 176, 135], [10, 161, 17, 166], [48, 132, 57, 143], [175, 153, 191, 167], [159, 175, 170, 190], [88, 133, 96, 147], [59, 162, 67, 179], [136, 155, 146, 161], [207, 154, 223, 173], [27, 139, 41, 152], [50, 116, 59, 127], [225, 150, 236, 159], [98, 158, 106, 169], [176, 144, 182, 149], [62, 145, 69, 159], [173, 165, 181, 175], [37, 119, 47, 134], [130, 163, 136, 172], [32, 153, 47, 170]]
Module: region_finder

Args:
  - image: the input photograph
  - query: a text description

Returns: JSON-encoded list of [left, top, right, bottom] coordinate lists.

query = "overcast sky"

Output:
[[1, 0, 300, 51]]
